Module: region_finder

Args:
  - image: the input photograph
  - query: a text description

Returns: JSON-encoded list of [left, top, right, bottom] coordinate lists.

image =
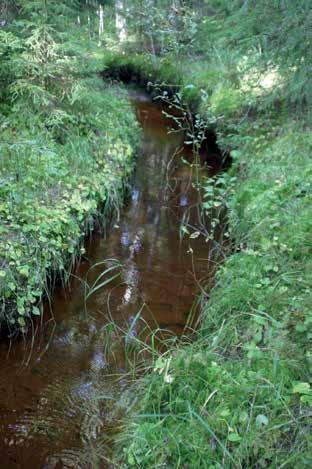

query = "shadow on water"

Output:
[[0, 91, 222, 468]]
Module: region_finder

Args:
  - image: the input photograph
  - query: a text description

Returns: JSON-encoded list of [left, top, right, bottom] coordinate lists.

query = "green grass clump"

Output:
[[120, 348, 310, 468], [115, 111, 312, 466], [100, 49, 251, 125], [116, 118, 311, 468]]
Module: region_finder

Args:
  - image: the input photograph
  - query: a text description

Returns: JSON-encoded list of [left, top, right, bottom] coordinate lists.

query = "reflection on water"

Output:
[[0, 91, 216, 468]]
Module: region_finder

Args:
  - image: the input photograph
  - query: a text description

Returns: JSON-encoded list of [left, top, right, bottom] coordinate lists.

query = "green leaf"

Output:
[[254, 315, 267, 326], [17, 306, 25, 316], [190, 231, 200, 239], [19, 266, 30, 278], [32, 306, 41, 316], [18, 317, 26, 327], [228, 433, 241, 442], [301, 395, 312, 405], [181, 225, 189, 235], [239, 411, 248, 423], [292, 382, 311, 395], [256, 414, 269, 427], [295, 323, 307, 333], [231, 150, 241, 159]]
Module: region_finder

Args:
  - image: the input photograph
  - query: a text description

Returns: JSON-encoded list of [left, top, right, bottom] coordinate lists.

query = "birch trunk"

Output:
[[98, 4, 104, 45], [116, 0, 127, 42]]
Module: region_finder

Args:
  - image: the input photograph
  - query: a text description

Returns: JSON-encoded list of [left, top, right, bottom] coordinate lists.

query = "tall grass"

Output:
[[97, 24, 312, 468]]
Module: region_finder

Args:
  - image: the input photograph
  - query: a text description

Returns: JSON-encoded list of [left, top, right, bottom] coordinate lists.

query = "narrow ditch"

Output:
[[0, 89, 226, 468]]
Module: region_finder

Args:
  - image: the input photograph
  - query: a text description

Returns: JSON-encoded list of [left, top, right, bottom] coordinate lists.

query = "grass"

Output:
[[116, 118, 311, 468], [97, 43, 312, 469]]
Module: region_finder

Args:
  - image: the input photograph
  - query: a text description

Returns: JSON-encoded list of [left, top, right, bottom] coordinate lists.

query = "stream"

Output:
[[0, 91, 219, 468]]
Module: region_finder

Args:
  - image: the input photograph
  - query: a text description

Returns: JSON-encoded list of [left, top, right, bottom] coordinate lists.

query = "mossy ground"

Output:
[[100, 51, 312, 468]]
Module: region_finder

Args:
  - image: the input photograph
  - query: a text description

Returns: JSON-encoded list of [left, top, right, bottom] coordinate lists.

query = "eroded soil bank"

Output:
[[0, 92, 219, 468]]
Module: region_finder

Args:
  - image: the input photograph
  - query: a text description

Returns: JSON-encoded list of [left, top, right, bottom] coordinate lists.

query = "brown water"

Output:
[[0, 92, 218, 468]]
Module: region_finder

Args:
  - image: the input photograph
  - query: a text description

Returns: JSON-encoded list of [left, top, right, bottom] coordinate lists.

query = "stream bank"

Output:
[[0, 90, 222, 467], [0, 81, 139, 335], [100, 54, 312, 468]]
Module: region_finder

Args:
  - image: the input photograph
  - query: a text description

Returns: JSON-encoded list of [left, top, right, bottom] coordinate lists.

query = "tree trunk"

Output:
[[98, 4, 104, 45], [116, 0, 127, 42]]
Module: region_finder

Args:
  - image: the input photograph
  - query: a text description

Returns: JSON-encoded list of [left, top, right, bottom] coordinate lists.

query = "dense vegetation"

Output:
[[96, 2, 311, 467], [1, 0, 311, 467], [0, 1, 139, 332]]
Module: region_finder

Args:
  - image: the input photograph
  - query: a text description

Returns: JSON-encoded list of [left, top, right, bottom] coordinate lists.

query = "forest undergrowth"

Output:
[[0, 2, 140, 333]]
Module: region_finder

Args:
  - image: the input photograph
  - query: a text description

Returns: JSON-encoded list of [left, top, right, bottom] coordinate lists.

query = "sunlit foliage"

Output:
[[0, 1, 140, 332]]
